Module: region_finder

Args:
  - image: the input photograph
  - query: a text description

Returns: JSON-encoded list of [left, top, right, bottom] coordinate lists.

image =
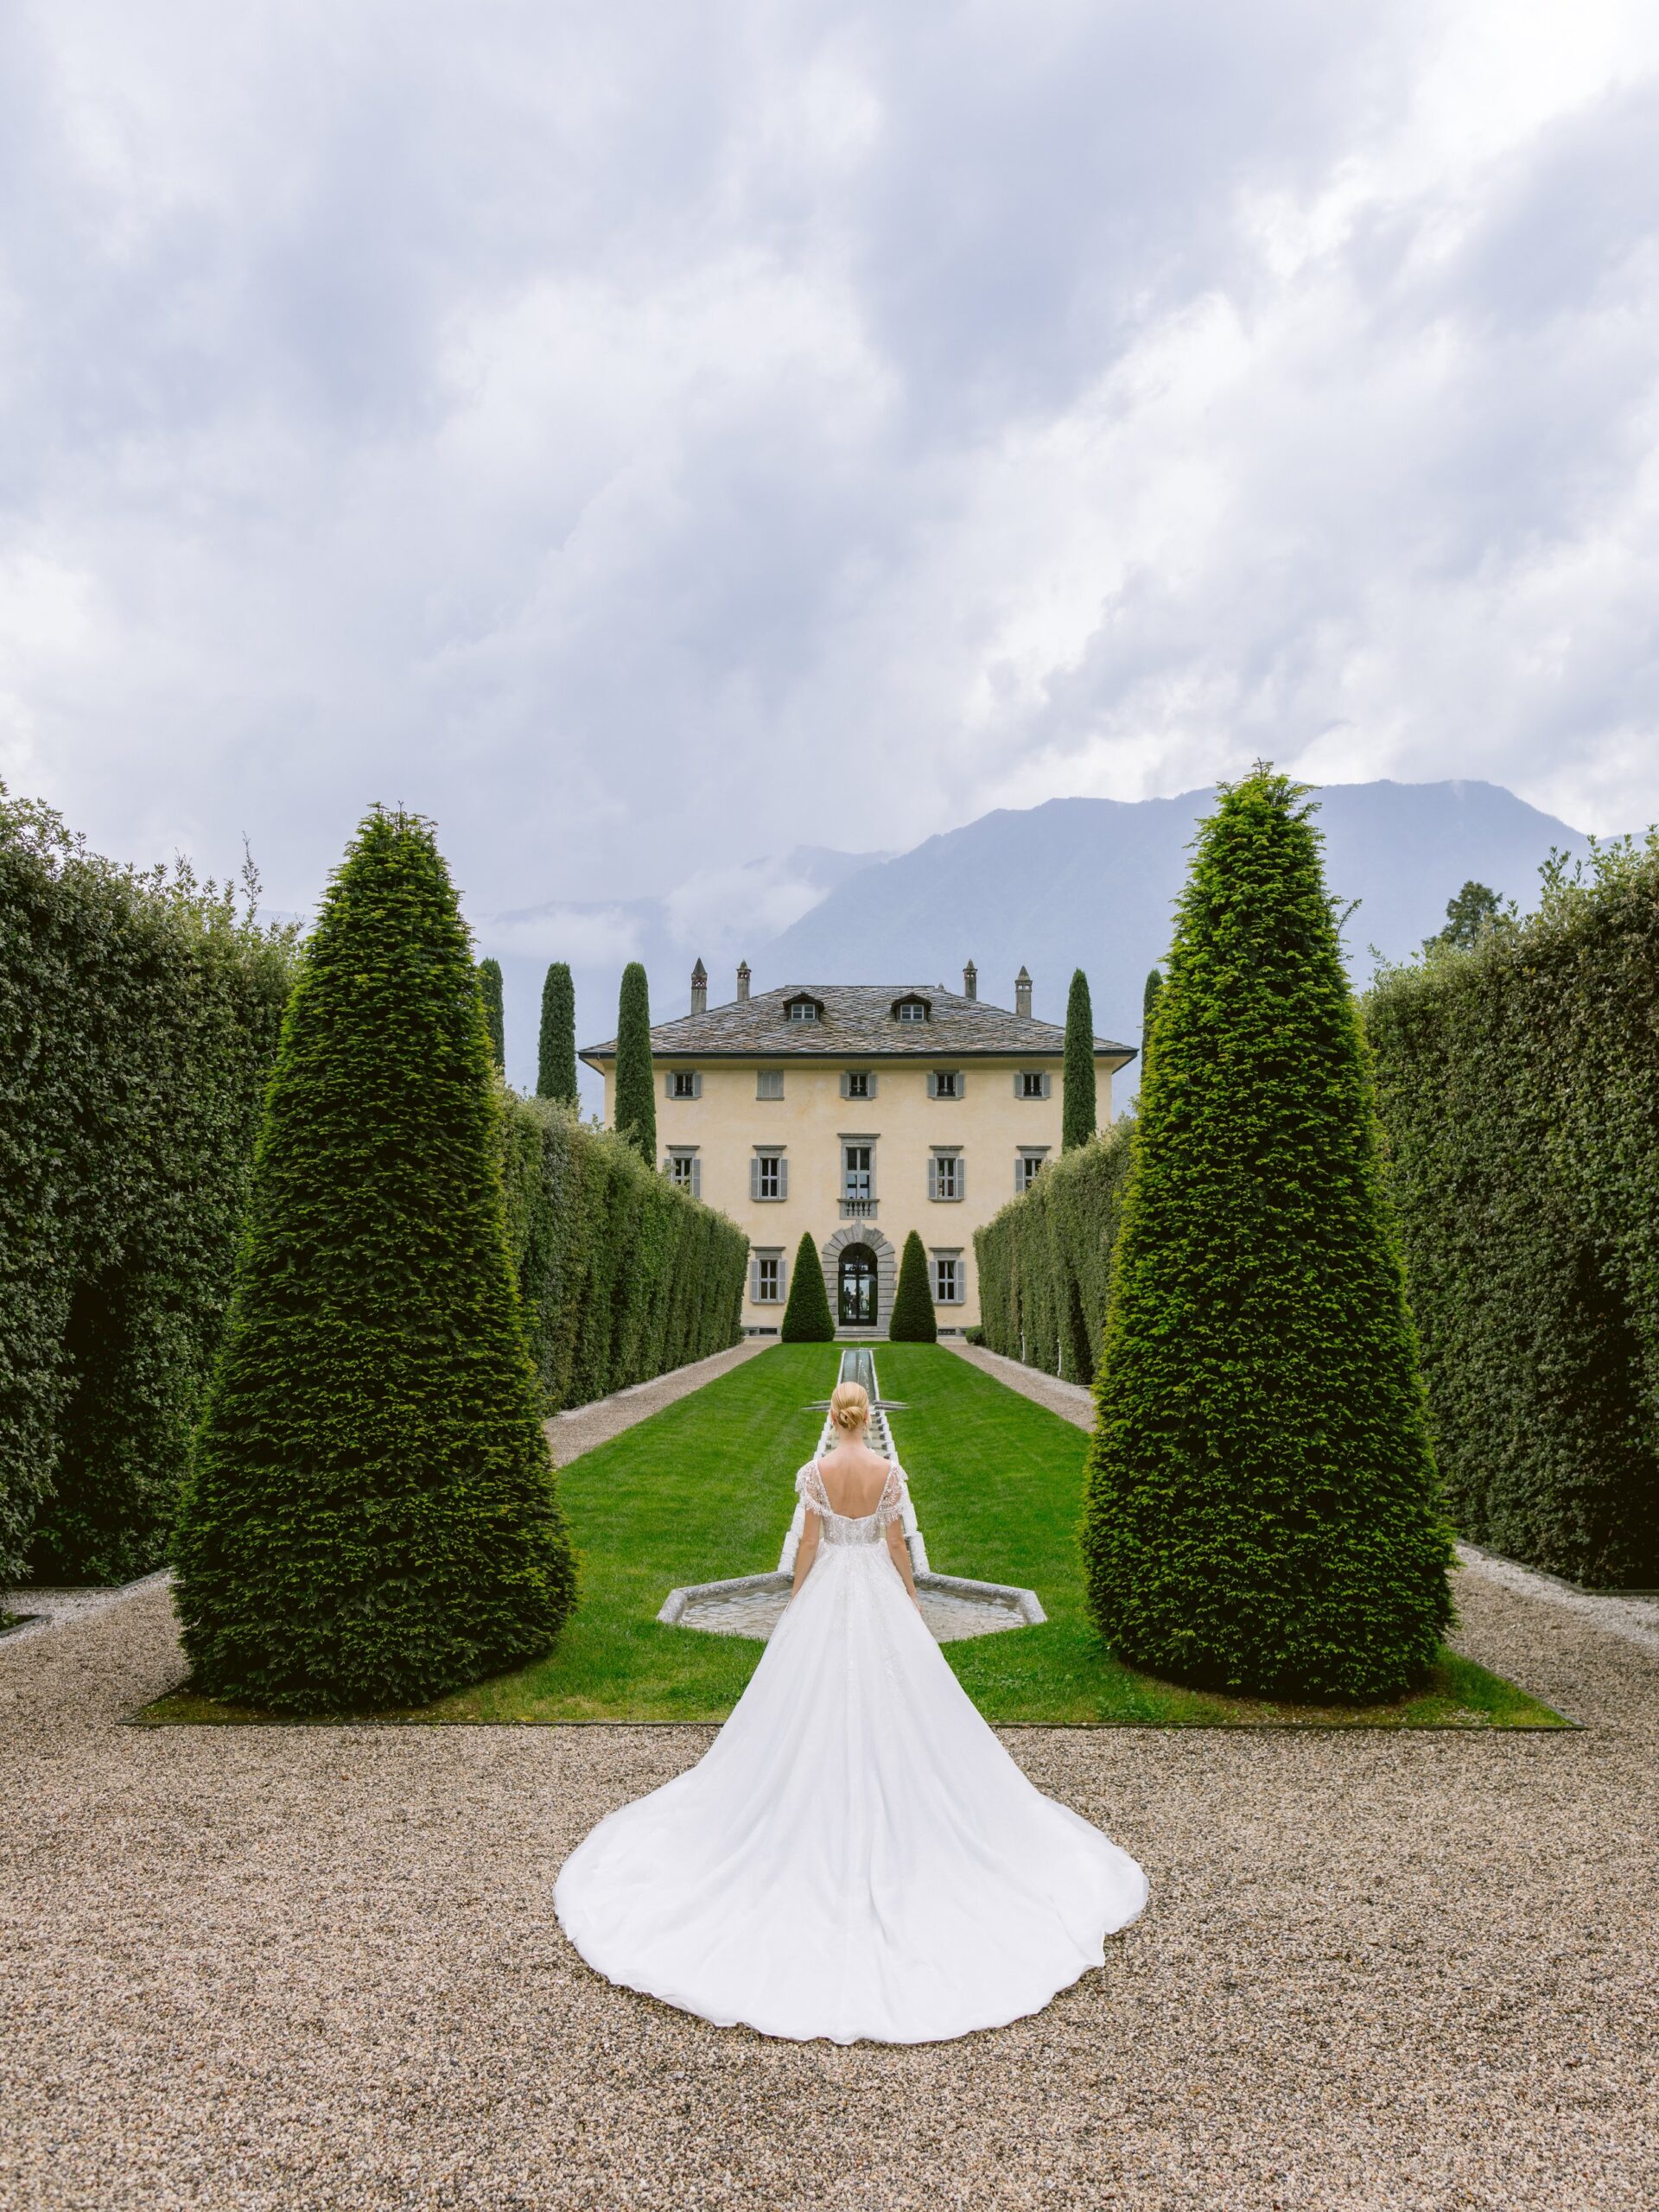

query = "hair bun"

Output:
[[829, 1381, 870, 1433]]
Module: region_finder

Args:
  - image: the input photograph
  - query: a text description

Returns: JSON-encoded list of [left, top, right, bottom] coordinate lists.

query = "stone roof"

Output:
[[581, 982, 1135, 1063]]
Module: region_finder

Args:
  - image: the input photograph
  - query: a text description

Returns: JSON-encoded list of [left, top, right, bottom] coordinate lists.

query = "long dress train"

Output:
[[554, 1459, 1147, 2045]]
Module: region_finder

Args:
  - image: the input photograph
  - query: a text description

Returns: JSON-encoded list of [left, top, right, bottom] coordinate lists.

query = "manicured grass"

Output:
[[140, 1342, 1569, 1728]]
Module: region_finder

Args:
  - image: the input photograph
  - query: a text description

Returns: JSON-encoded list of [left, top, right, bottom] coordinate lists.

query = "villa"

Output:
[[581, 961, 1135, 1335]]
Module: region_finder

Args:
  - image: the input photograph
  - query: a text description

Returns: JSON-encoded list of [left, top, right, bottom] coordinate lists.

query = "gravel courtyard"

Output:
[[4, 1339, 1656, 2212]]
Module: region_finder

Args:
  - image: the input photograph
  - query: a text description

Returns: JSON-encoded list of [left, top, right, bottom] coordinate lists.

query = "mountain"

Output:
[[750, 781, 1595, 1076]]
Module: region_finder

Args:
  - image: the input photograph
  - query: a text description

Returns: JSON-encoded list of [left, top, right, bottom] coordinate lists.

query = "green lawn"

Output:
[[143, 1341, 1567, 1728]]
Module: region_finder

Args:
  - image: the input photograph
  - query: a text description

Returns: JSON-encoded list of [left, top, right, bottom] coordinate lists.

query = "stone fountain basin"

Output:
[[658, 1570, 1045, 1645]]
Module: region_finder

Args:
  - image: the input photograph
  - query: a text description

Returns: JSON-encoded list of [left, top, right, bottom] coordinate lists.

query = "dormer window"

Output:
[[784, 993, 823, 1023], [892, 994, 931, 1024]]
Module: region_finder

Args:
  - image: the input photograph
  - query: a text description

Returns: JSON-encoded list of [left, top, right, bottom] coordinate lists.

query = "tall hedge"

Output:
[[500, 1096, 747, 1411], [537, 961, 578, 1103], [780, 1232, 835, 1342], [1367, 838, 1659, 1586], [173, 809, 576, 1713], [478, 957, 505, 1070], [1062, 969, 1096, 1152], [974, 1126, 1134, 1382], [0, 790, 297, 1586], [1081, 769, 1452, 1702], [613, 962, 656, 1163], [888, 1230, 938, 1343]]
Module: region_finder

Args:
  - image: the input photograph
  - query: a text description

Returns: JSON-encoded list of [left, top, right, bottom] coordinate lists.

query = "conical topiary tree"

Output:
[[172, 807, 577, 1713], [887, 1230, 938, 1343], [1080, 767, 1451, 1703], [780, 1233, 834, 1342], [1140, 966, 1164, 1084], [478, 957, 505, 1070], [1062, 968, 1096, 1151], [613, 962, 656, 1163], [537, 961, 577, 1103]]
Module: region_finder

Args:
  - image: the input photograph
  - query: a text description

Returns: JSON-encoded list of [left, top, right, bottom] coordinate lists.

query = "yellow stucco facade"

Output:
[[584, 976, 1134, 1336]]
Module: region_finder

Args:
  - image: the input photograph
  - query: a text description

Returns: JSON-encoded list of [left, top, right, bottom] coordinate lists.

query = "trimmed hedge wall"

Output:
[[974, 1126, 1135, 1383], [500, 1096, 747, 1413], [1366, 839, 1659, 1587], [0, 791, 298, 1586]]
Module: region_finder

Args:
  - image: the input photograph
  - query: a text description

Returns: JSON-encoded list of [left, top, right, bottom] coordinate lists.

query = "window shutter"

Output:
[[1043, 1071, 1052, 1099], [927, 1155, 938, 1200], [692, 1071, 702, 1099], [926, 1071, 938, 1098], [957, 1155, 966, 1203], [1014, 1072, 1024, 1098], [779, 1253, 789, 1301], [778, 1157, 789, 1200], [690, 1157, 701, 1198], [749, 1255, 760, 1300], [955, 1070, 966, 1098], [750, 1156, 761, 1200]]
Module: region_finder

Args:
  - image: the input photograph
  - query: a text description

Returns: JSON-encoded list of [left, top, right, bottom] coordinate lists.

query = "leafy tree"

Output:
[[1426, 880, 1508, 953], [537, 961, 577, 1103], [780, 1233, 835, 1342], [887, 1230, 938, 1343], [1080, 766, 1452, 1703], [478, 957, 505, 1069], [1062, 968, 1096, 1151], [173, 807, 577, 1713], [1143, 968, 1163, 1023], [613, 962, 656, 1163]]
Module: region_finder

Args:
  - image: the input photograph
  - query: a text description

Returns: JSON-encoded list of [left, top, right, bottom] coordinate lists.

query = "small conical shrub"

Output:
[[537, 961, 578, 1103], [780, 1233, 834, 1342], [887, 1230, 937, 1343], [613, 962, 656, 1163], [173, 808, 577, 1713], [478, 957, 505, 1070], [1062, 968, 1096, 1151], [1081, 768, 1451, 1703]]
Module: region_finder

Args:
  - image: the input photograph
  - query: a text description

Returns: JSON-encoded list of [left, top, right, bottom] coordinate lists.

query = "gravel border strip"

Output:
[[548, 1337, 768, 1464]]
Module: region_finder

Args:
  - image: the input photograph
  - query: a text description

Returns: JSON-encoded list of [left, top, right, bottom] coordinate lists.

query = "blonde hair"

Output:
[[829, 1381, 870, 1434]]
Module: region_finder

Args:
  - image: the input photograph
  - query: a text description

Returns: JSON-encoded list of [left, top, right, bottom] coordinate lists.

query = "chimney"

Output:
[[1015, 965, 1033, 1018], [736, 960, 751, 1002], [690, 957, 708, 1015], [963, 959, 977, 1001]]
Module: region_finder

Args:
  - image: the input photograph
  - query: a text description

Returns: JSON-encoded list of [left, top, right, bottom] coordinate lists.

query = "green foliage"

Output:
[[1081, 768, 1452, 1703], [0, 788, 297, 1586], [478, 957, 505, 1069], [499, 1095, 747, 1412], [1061, 968, 1096, 1152], [887, 1230, 938, 1343], [1424, 879, 1510, 953], [1143, 968, 1164, 1021], [613, 962, 656, 1163], [537, 961, 578, 1103], [974, 1126, 1134, 1382], [1368, 836, 1659, 1586], [780, 1232, 835, 1341], [173, 809, 577, 1713]]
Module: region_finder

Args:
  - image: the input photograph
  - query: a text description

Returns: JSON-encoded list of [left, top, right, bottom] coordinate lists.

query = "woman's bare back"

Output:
[[816, 1442, 891, 1518]]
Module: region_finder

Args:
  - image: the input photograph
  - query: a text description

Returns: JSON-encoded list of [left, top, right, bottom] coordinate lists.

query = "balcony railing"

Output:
[[840, 1196, 879, 1219]]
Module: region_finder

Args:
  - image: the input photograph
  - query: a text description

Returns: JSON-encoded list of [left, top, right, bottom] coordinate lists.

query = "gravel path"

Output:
[[3, 1361, 1656, 2207], [548, 1338, 767, 1465]]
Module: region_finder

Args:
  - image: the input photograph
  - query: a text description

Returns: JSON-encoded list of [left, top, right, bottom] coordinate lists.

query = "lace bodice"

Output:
[[796, 1459, 907, 1546]]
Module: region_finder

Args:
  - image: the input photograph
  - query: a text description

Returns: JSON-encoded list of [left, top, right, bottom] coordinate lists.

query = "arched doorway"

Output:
[[838, 1243, 878, 1328]]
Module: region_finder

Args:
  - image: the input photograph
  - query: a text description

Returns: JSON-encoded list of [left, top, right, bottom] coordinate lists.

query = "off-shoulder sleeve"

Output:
[[875, 1464, 908, 1528]]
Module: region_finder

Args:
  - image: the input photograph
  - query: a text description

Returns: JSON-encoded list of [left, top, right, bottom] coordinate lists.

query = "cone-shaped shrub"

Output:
[[1080, 768, 1451, 1703], [613, 962, 656, 1163], [537, 961, 577, 1103], [780, 1233, 834, 1342], [173, 808, 577, 1713], [1062, 968, 1096, 1151], [887, 1230, 938, 1343], [478, 957, 505, 1069]]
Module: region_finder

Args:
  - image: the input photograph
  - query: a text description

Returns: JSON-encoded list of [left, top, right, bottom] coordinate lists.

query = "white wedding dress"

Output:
[[554, 1458, 1147, 2044]]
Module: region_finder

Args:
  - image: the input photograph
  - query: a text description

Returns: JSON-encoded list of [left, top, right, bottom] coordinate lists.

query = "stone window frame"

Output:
[[665, 1145, 701, 1197], [751, 1246, 786, 1303], [930, 1247, 965, 1304], [840, 1068, 878, 1101], [668, 1069, 702, 1099], [751, 1147, 788, 1201], [1016, 1146, 1050, 1194], [1016, 1069, 1052, 1100], [755, 1069, 785, 1100], [927, 1068, 966, 1101], [840, 1133, 879, 1205], [927, 1146, 964, 1203]]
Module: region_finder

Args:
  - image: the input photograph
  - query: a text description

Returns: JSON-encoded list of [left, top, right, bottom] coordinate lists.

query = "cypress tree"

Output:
[[613, 962, 656, 1163], [887, 1230, 938, 1343], [478, 957, 505, 1070], [1143, 967, 1163, 1024], [537, 961, 578, 1103], [780, 1233, 835, 1342], [1061, 968, 1096, 1151], [173, 808, 577, 1713], [1080, 767, 1451, 1703]]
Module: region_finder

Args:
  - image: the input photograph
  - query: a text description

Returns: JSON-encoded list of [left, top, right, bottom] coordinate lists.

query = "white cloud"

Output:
[[3, 0, 1659, 919]]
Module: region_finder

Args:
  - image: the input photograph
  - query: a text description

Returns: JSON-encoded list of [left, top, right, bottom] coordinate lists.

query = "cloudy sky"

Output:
[[3, 0, 1658, 931]]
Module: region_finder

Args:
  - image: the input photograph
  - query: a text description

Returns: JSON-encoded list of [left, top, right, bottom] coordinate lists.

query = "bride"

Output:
[[554, 1379, 1147, 2044]]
